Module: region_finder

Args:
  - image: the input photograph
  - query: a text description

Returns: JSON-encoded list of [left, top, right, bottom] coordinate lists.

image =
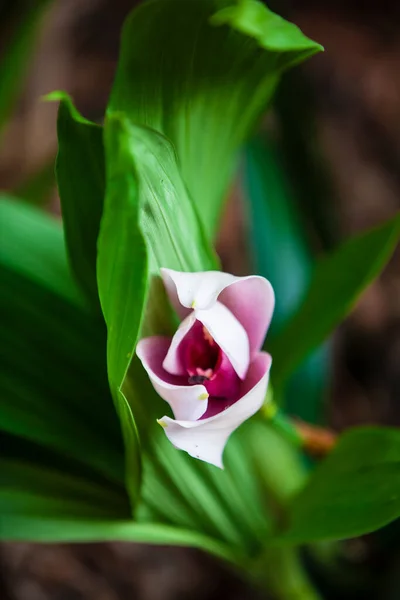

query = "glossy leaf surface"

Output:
[[109, 0, 322, 234], [0, 198, 127, 505], [279, 427, 400, 543], [269, 214, 400, 386], [49, 91, 105, 307]]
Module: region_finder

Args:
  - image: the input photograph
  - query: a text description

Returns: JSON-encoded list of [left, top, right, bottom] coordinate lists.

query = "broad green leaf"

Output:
[[103, 116, 216, 278], [0, 197, 125, 485], [96, 117, 147, 508], [109, 0, 322, 235], [0, 196, 81, 305], [97, 115, 218, 507], [0, 1, 52, 136], [278, 427, 400, 543], [98, 114, 215, 429], [1, 506, 235, 565], [0, 198, 133, 538], [244, 135, 330, 422], [47, 91, 105, 307], [0, 267, 124, 484], [269, 213, 400, 386], [1, 435, 129, 520], [0, 432, 131, 540]]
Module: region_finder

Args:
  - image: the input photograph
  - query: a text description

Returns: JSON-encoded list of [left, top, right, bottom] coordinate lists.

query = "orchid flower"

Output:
[[136, 269, 274, 468]]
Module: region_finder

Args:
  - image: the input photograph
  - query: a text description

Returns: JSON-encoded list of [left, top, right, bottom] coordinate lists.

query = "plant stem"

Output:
[[250, 545, 322, 600], [242, 420, 320, 598]]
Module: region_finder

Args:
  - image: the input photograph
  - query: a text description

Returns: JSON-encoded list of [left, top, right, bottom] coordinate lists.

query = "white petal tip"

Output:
[[157, 419, 168, 429], [198, 392, 209, 400], [189, 450, 224, 469], [208, 456, 224, 469]]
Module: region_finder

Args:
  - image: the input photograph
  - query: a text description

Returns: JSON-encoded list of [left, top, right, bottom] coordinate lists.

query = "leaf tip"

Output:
[[42, 90, 68, 104]]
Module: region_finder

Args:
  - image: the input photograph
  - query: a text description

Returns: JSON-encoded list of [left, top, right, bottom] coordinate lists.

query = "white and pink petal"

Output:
[[160, 268, 238, 316], [162, 312, 196, 376], [219, 276, 274, 357], [195, 302, 250, 379], [136, 337, 209, 421], [158, 352, 272, 468], [161, 268, 274, 355]]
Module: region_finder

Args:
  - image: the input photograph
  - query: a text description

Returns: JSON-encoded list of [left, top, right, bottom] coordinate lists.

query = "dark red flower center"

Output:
[[179, 320, 240, 399], [181, 322, 220, 379]]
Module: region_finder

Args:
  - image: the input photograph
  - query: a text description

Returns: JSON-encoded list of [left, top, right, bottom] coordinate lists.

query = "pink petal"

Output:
[[136, 337, 209, 421], [219, 277, 274, 357], [195, 302, 249, 379], [158, 352, 272, 468], [161, 269, 274, 355], [162, 313, 196, 376]]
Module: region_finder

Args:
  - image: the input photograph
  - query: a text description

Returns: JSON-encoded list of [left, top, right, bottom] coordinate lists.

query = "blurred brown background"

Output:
[[1, 0, 399, 598]]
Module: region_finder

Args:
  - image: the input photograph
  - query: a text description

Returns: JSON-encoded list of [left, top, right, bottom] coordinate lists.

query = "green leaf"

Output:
[[97, 113, 219, 506], [109, 0, 322, 235], [96, 117, 147, 508], [279, 427, 400, 543], [2, 521, 233, 564], [0, 196, 82, 306], [98, 113, 216, 436], [104, 116, 217, 278], [47, 91, 105, 307], [0, 198, 134, 539], [0, 197, 126, 486], [269, 213, 400, 386], [0, 1, 52, 136], [1, 495, 235, 564], [0, 267, 124, 484], [0, 431, 132, 544], [244, 135, 330, 422], [1, 433, 130, 520]]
